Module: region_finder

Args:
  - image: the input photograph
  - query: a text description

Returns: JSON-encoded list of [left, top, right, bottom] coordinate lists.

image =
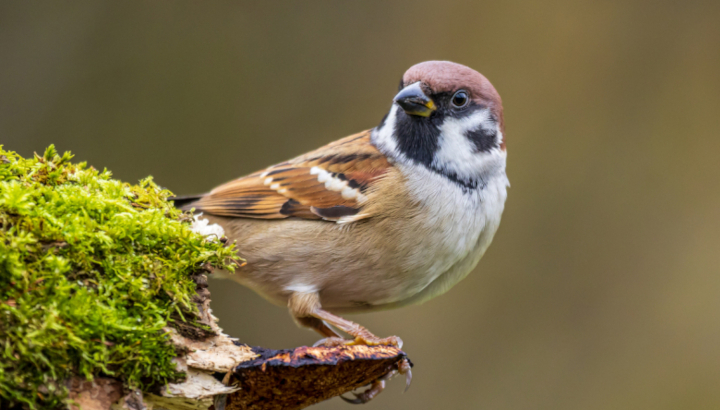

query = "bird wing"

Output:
[[186, 130, 391, 223]]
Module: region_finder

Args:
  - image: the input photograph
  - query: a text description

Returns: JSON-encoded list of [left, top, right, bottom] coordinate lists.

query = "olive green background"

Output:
[[2, 1, 720, 409]]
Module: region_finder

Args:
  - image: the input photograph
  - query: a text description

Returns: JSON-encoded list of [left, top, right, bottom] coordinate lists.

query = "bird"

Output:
[[176, 60, 508, 402]]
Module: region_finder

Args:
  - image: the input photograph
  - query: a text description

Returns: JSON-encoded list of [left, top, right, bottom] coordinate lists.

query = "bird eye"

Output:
[[451, 90, 469, 108]]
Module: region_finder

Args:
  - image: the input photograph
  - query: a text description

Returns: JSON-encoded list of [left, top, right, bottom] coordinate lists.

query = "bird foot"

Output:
[[312, 336, 348, 347], [350, 335, 403, 349], [341, 380, 386, 404], [313, 335, 403, 349], [398, 357, 413, 392], [340, 357, 413, 404]]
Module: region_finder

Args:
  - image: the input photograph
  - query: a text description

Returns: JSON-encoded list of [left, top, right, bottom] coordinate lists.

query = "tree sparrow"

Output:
[[177, 60, 508, 400]]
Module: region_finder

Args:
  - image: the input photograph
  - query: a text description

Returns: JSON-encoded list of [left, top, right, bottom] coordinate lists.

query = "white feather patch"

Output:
[[337, 213, 369, 224], [190, 213, 225, 240], [341, 187, 358, 200], [285, 283, 318, 294], [310, 165, 366, 203], [325, 178, 346, 191]]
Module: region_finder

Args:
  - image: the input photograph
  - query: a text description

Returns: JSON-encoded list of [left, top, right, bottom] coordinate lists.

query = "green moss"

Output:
[[0, 146, 238, 409]]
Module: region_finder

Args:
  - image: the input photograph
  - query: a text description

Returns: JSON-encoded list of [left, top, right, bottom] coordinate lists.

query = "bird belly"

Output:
[[205, 168, 508, 312]]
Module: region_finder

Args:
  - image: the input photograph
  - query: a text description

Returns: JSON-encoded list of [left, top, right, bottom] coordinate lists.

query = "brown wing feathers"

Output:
[[186, 130, 390, 222]]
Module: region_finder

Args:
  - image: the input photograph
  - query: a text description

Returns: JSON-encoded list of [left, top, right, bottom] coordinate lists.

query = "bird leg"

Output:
[[294, 316, 343, 338], [289, 292, 412, 404], [312, 308, 403, 348], [289, 292, 403, 348]]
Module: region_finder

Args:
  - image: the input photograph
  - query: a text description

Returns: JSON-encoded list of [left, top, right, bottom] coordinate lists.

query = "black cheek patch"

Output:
[[465, 126, 498, 153]]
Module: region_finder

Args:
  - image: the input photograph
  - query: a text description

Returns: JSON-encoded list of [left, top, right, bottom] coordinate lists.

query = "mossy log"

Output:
[[67, 301, 410, 410], [0, 146, 410, 410]]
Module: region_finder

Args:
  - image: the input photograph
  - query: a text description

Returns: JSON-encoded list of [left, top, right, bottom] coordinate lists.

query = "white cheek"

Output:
[[371, 104, 400, 159], [433, 110, 504, 183]]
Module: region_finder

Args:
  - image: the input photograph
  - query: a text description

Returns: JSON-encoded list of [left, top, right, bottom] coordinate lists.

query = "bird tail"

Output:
[[169, 194, 205, 211]]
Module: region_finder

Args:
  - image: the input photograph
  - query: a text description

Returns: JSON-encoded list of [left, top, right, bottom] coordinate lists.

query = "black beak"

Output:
[[393, 82, 436, 117]]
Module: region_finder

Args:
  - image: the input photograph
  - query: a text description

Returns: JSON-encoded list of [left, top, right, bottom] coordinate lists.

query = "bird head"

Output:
[[373, 61, 506, 191]]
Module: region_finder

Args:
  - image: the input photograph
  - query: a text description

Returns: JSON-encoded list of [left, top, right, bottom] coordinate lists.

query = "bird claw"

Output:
[[398, 358, 413, 392], [313, 335, 403, 349], [340, 357, 413, 405], [347, 335, 403, 349], [341, 380, 386, 404], [313, 336, 349, 347], [340, 394, 366, 405], [369, 335, 403, 349]]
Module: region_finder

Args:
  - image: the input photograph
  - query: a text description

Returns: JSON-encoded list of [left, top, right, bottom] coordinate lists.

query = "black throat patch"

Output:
[[393, 111, 442, 168]]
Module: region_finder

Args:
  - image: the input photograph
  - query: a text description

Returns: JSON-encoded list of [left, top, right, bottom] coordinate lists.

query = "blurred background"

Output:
[[2, 1, 720, 408]]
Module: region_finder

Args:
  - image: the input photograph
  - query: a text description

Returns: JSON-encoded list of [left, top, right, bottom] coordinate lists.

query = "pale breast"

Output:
[[208, 162, 508, 311], [369, 162, 508, 303], [399, 170, 509, 307]]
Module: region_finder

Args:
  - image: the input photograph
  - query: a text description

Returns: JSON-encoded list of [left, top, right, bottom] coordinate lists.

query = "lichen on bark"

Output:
[[0, 145, 238, 409]]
